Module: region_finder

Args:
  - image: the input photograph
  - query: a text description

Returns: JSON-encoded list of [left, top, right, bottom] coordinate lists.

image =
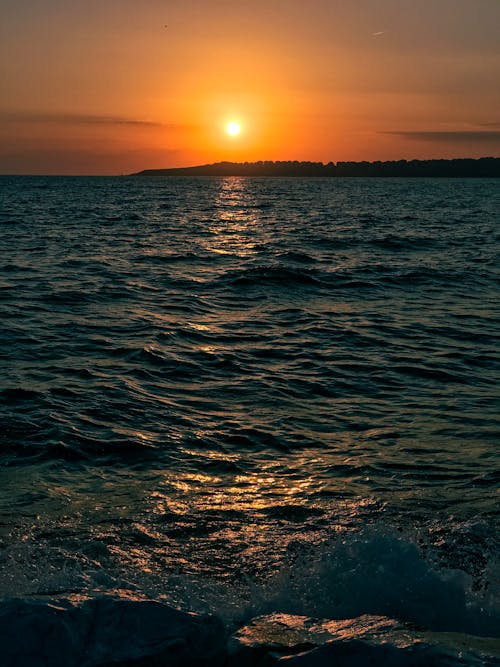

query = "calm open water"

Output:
[[0, 176, 498, 635]]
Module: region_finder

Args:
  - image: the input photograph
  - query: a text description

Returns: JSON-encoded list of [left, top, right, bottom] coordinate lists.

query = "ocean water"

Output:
[[0, 176, 498, 643]]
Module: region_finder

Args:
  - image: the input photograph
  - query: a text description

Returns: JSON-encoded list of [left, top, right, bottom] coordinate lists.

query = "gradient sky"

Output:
[[1, 0, 499, 174]]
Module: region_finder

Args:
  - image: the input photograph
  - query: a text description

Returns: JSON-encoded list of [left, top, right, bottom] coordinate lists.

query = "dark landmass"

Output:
[[133, 157, 500, 178]]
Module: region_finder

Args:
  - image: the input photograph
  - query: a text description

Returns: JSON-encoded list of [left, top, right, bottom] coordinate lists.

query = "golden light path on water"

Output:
[[201, 178, 262, 257], [0, 173, 497, 632]]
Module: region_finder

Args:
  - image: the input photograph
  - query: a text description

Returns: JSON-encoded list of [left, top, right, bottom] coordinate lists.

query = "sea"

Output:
[[0, 175, 499, 659]]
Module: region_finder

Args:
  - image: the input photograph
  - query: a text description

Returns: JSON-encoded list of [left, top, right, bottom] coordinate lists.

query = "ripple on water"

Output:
[[0, 176, 498, 627]]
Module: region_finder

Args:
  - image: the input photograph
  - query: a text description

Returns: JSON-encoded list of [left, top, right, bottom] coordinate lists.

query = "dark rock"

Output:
[[227, 613, 500, 666], [0, 598, 83, 667], [0, 594, 226, 667]]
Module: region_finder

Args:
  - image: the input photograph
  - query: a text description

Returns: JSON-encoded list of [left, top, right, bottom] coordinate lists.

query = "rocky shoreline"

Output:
[[1, 594, 498, 666]]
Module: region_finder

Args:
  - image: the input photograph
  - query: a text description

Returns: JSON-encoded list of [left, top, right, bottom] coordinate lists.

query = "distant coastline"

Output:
[[132, 157, 500, 178]]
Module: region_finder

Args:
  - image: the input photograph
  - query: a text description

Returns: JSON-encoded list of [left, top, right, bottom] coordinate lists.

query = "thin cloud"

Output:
[[372, 31, 386, 36], [380, 131, 500, 143], [0, 111, 167, 127]]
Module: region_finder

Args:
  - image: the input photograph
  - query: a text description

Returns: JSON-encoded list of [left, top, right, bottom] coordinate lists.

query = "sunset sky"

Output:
[[1, 0, 499, 174]]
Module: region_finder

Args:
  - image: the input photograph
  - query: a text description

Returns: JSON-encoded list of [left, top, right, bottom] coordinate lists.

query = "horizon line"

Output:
[[1, 156, 499, 178]]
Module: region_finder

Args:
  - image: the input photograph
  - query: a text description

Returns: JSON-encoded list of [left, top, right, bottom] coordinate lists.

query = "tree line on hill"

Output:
[[134, 157, 500, 178]]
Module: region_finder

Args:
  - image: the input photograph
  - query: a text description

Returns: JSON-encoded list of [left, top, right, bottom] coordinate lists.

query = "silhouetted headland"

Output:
[[132, 157, 500, 178]]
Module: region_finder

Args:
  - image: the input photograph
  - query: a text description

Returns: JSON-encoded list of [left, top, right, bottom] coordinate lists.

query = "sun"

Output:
[[226, 121, 241, 137]]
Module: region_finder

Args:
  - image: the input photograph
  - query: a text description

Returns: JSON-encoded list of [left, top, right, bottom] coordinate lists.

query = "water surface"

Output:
[[0, 176, 498, 634]]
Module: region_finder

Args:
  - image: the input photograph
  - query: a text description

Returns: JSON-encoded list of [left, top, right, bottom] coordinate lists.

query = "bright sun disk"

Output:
[[226, 121, 241, 136]]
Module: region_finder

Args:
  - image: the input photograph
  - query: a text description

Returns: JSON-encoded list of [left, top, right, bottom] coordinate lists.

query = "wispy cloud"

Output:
[[380, 131, 500, 143], [372, 31, 386, 36], [476, 122, 500, 129], [0, 111, 166, 127]]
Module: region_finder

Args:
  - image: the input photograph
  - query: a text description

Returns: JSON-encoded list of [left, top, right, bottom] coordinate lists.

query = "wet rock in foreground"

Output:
[[0, 594, 225, 667], [1, 596, 498, 666], [227, 613, 500, 666]]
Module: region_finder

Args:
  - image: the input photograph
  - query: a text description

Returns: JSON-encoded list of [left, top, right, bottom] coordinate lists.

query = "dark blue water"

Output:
[[0, 176, 498, 638]]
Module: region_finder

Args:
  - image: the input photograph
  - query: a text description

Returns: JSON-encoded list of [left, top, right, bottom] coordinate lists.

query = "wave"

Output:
[[368, 235, 439, 251], [169, 528, 498, 637], [0, 527, 497, 666], [221, 264, 323, 287], [272, 250, 318, 263], [1, 523, 496, 630], [0, 387, 43, 403], [215, 261, 493, 292]]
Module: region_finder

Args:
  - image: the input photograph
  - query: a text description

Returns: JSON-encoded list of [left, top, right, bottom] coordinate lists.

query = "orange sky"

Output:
[[1, 0, 499, 174]]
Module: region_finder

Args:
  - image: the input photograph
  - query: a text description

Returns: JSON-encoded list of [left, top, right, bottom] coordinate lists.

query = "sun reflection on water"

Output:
[[151, 452, 325, 518], [201, 178, 264, 257]]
